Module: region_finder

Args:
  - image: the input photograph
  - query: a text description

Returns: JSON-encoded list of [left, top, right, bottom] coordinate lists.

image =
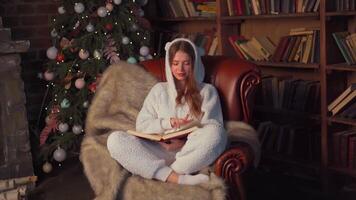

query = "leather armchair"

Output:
[[140, 56, 261, 200]]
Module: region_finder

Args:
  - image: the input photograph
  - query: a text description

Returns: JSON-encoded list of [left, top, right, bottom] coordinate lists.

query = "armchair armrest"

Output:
[[214, 143, 254, 200]]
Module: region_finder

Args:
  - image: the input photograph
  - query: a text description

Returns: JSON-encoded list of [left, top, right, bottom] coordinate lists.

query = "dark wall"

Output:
[[0, 0, 59, 127]]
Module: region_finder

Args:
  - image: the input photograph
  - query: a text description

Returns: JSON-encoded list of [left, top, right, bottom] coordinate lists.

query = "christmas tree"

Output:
[[39, 0, 151, 173]]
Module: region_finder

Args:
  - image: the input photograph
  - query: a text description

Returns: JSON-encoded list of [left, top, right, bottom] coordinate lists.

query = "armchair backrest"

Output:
[[140, 56, 260, 123]]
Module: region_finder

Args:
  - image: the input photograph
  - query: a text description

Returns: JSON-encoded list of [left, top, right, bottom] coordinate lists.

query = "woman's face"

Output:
[[171, 50, 192, 81]]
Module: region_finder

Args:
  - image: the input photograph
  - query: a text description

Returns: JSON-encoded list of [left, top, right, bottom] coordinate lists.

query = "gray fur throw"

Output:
[[80, 61, 260, 200]]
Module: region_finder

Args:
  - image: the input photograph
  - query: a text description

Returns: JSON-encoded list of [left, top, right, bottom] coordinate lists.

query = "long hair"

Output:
[[169, 41, 202, 119]]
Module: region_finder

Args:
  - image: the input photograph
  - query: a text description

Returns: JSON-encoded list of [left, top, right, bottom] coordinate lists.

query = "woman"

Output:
[[107, 38, 227, 185]]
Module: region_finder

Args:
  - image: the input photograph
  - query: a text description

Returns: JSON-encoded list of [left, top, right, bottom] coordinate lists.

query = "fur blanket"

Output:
[[80, 61, 260, 200]]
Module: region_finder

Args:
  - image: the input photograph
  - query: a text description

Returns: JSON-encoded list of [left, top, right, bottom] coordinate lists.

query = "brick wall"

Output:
[[0, 1, 59, 128]]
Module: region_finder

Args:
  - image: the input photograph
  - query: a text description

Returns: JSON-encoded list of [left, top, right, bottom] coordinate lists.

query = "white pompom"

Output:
[[53, 147, 66, 162], [74, 2, 85, 14], [46, 46, 58, 60], [97, 6, 108, 17]]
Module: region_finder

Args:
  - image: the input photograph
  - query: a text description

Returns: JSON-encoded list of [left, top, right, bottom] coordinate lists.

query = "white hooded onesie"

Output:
[[107, 38, 227, 182]]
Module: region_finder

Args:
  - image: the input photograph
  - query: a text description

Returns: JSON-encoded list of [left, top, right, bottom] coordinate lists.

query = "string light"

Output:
[[128, 18, 131, 21], [45, 107, 48, 110], [69, 117, 73, 120], [137, 32, 140, 35], [46, 84, 49, 87], [115, 22, 118, 25], [56, 62, 60, 64], [61, 25, 64, 28], [53, 19, 56, 22], [68, 69, 72, 72], [76, 64, 79, 66], [130, 42, 133, 44], [143, 37, 146, 40]]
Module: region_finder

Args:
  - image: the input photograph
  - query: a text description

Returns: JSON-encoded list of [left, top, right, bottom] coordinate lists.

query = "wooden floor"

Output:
[[27, 157, 356, 200]]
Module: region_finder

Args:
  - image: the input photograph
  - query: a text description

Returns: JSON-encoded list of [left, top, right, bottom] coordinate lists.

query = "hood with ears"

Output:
[[164, 38, 205, 102]]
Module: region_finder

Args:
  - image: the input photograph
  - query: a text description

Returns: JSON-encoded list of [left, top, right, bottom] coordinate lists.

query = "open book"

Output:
[[127, 120, 201, 142]]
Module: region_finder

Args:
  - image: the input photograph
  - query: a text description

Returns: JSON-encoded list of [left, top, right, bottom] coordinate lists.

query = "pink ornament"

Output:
[[106, 3, 114, 11], [44, 71, 54, 81], [79, 49, 89, 60], [75, 78, 86, 89]]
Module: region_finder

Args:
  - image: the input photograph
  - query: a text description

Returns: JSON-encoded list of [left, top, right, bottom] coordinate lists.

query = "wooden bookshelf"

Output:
[[147, 0, 356, 195], [328, 116, 356, 126], [263, 154, 320, 171], [328, 166, 356, 178], [252, 61, 319, 69], [326, 63, 356, 72], [221, 13, 319, 21]]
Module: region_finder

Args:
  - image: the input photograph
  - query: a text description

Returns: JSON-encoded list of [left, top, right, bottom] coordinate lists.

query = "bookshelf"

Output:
[[145, 0, 356, 195]]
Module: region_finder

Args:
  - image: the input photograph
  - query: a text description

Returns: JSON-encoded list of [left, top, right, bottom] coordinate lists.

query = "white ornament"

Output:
[[46, 46, 58, 60], [86, 23, 94, 32], [106, 3, 114, 11], [44, 71, 54, 81], [93, 50, 102, 59], [50, 29, 58, 37], [74, 2, 85, 14], [122, 37, 129, 45], [113, 0, 122, 5], [83, 101, 89, 108], [139, 46, 149, 56], [53, 147, 67, 162], [79, 49, 89, 60], [58, 6, 66, 14], [42, 162, 53, 173], [75, 78, 86, 89], [58, 123, 69, 133], [72, 124, 83, 134], [97, 7, 108, 17]]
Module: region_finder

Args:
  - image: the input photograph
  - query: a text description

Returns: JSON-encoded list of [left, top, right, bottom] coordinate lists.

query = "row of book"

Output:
[[153, 30, 219, 57], [257, 121, 320, 161], [259, 76, 320, 113], [229, 28, 320, 64], [333, 32, 356, 65], [157, 0, 216, 18], [227, 0, 320, 16], [332, 129, 356, 169], [334, 0, 356, 11], [328, 83, 356, 118]]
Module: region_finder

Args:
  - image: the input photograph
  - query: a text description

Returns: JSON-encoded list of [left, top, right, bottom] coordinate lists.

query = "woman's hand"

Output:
[[159, 139, 186, 151], [170, 114, 192, 128]]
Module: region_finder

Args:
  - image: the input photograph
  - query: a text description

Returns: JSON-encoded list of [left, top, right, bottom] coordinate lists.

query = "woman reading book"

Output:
[[107, 38, 227, 185]]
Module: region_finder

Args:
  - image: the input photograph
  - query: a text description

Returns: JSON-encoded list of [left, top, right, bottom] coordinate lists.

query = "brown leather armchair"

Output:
[[140, 56, 261, 200]]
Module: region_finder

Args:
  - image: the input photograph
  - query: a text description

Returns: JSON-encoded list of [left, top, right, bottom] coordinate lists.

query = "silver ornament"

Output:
[[58, 123, 69, 133], [122, 37, 129, 45], [72, 124, 83, 134], [46, 46, 58, 60], [93, 50, 102, 59], [113, 0, 122, 5], [106, 3, 114, 11], [58, 6, 66, 14], [139, 46, 150, 56], [53, 147, 67, 162], [86, 23, 94, 32], [50, 29, 58, 37], [130, 24, 138, 31], [83, 101, 89, 108], [74, 2, 85, 14], [145, 54, 153, 60], [138, 9, 145, 17], [97, 6, 108, 17]]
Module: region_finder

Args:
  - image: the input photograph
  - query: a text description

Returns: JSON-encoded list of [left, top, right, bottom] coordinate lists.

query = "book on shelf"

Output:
[[127, 120, 201, 142], [339, 101, 356, 119], [328, 83, 356, 111], [332, 32, 356, 65], [349, 135, 356, 169], [333, 129, 356, 168], [331, 91, 356, 116]]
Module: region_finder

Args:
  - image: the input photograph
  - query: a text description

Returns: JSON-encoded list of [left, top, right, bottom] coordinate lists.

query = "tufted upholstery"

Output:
[[140, 56, 261, 200]]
